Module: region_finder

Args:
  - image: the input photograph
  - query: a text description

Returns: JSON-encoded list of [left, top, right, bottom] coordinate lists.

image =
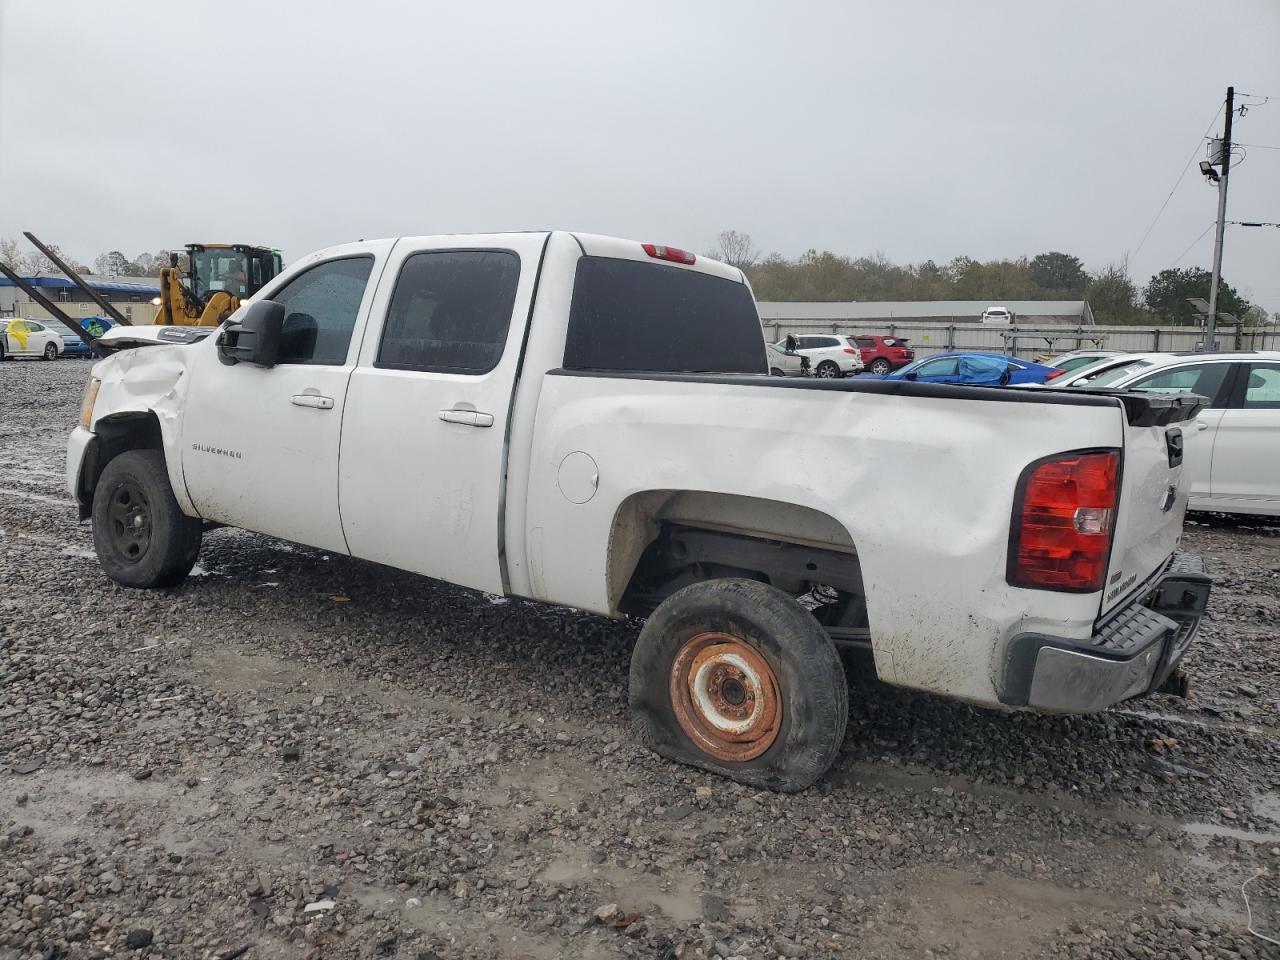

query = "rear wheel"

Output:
[[92, 450, 202, 588], [0, 341, 7, 361], [770, 367, 785, 377], [870, 359, 891, 375], [630, 578, 848, 792], [815, 360, 840, 379], [43, 341, 58, 360]]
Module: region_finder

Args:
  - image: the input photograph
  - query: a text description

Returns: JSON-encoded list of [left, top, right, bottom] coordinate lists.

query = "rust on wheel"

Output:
[[669, 631, 781, 761]]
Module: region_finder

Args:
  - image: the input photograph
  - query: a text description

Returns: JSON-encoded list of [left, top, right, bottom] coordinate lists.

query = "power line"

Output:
[[1234, 142, 1280, 150], [1171, 222, 1215, 266], [1131, 103, 1225, 261]]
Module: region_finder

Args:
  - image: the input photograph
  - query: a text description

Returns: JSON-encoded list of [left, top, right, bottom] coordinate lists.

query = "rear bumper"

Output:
[[1000, 552, 1211, 712]]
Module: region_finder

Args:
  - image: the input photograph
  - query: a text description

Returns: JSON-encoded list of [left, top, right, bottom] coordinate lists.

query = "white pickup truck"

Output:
[[68, 232, 1210, 791]]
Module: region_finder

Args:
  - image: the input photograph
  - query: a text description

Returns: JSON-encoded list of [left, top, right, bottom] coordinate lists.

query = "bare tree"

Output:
[[0, 237, 31, 273], [709, 230, 760, 271]]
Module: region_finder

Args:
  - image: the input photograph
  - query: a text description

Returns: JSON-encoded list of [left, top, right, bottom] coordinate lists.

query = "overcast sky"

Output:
[[1, 1, 1277, 310]]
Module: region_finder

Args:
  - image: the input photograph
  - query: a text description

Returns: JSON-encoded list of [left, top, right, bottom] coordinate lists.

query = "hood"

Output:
[[96, 325, 216, 353]]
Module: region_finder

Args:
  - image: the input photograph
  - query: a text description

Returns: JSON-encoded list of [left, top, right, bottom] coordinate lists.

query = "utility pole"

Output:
[[1205, 86, 1234, 350]]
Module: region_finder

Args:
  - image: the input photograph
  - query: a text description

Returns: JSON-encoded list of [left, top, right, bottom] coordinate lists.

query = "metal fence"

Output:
[[761, 320, 1280, 360]]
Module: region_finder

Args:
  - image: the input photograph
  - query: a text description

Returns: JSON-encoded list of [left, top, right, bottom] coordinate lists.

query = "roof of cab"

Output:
[[568, 232, 744, 283]]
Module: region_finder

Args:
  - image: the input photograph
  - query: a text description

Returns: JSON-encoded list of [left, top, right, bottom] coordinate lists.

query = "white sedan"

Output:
[[1079, 351, 1280, 516], [0, 318, 64, 360], [766, 341, 809, 376]]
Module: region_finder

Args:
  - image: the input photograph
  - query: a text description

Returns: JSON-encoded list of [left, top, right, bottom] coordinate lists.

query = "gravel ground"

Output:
[[2, 358, 1278, 960]]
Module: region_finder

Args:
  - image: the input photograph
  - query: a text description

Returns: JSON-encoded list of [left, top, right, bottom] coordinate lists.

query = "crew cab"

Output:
[[68, 232, 1210, 792]]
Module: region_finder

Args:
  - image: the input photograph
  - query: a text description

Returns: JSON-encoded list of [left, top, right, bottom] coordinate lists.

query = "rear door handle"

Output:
[[439, 409, 494, 427], [291, 394, 334, 409]]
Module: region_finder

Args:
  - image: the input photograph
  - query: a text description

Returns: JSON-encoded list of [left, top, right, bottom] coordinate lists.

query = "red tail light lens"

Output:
[[1045, 368, 1065, 380], [843, 347, 857, 354], [1008, 451, 1119, 591], [642, 243, 696, 265]]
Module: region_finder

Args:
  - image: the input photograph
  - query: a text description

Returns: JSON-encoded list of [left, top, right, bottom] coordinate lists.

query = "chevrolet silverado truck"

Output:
[[67, 232, 1211, 791]]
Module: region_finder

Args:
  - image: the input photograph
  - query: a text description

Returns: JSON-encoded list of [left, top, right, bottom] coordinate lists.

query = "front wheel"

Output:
[[870, 359, 891, 375], [43, 342, 58, 360], [630, 578, 849, 792], [92, 450, 202, 588], [770, 367, 785, 377], [815, 360, 840, 379]]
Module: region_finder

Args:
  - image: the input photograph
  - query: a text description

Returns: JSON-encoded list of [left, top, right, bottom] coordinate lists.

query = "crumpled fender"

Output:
[[89, 345, 197, 514]]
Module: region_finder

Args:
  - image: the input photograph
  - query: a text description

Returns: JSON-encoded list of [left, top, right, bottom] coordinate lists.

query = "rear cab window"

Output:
[[564, 257, 765, 374]]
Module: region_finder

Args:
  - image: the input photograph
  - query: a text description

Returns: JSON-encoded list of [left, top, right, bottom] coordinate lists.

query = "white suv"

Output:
[[980, 306, 1013, 324], [776, 334, 864, 378]]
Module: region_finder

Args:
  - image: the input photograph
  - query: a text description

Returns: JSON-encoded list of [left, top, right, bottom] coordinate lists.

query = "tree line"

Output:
[[1, 238, 180, 279], [709, 231, 1267, 326]]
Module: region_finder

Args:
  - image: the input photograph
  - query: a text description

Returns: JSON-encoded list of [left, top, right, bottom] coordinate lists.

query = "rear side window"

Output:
[[377, 251, 521, 374], [854, 337, 875, 348], [1242, 363, 1280, 409], [564, 257, 765, 374], [273, 257, 374, 365]]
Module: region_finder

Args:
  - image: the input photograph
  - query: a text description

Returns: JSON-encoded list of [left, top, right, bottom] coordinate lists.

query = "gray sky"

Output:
[[2, 1, 1278, 310]]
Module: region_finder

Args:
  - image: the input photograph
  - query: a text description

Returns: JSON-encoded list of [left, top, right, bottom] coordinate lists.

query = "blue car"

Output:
[[863, 352, 1062, 386], [55, 316, 113, 357]]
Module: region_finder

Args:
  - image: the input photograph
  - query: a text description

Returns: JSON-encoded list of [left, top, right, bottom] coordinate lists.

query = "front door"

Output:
[[180, 245, 390, 553], [338, 234, 547, 594], [1210, 360, 1280, 506]]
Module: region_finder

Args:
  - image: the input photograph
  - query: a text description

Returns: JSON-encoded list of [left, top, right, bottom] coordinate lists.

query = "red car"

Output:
[[853, 335, 914, 375]]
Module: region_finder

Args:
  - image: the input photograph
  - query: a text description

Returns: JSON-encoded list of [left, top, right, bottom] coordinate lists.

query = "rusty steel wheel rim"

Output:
[[669, 631, 781, 761]]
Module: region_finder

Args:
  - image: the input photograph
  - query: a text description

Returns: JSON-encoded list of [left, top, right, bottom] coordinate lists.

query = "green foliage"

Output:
[[1144, 267, 1248, 325], [1029, 252, 1088, 294], [1086, 260, 1144, 325]]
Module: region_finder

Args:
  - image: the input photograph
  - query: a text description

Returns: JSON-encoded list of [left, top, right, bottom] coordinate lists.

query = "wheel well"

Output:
[[75, 413, 164, 519], [608, 491, 868, 636]]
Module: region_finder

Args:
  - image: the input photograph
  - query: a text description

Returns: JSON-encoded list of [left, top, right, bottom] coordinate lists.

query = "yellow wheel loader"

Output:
[[159, 243, 284, 326]]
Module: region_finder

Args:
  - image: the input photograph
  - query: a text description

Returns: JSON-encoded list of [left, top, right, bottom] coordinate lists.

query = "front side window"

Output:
[[377, 251, 521, 374], [916, 357, 959, 377], [192, 248, 251, 301], [1130, 363, 1230, 407], [1242, 363, 1280, 409], [272, 257, 374, 365]]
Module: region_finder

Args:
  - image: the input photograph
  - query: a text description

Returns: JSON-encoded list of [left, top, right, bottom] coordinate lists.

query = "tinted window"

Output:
[[1243, 363, 1280, 409], [273, 257, 373, 365], [854, 337, 875, 348], [1130, 363, 1230, 407], [564, 257, 765, 374], [377, 251, 521, 374]]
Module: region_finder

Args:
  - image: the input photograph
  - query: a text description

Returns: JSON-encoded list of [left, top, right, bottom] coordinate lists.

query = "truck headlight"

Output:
[[79, 377, 101, 430]]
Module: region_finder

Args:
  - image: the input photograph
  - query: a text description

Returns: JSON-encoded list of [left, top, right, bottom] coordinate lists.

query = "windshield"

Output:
[[1079, 359, 1155, 388], [1054, 354, 1108, 373], [190, 248, 251, 302]]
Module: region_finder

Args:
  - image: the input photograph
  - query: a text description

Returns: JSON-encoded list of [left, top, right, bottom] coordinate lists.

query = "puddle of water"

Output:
[[1183, 821, 1280, 845]]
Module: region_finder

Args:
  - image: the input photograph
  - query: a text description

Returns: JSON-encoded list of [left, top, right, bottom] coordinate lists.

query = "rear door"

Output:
[[338, 234, 547, 594], [1209, 360, 1280, 506], [1121, 360, 1236, 501], [1100, 366, 1232, 615]]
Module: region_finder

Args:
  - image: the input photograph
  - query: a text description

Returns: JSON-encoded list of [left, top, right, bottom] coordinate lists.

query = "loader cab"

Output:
[[186, 244, 283, 306]]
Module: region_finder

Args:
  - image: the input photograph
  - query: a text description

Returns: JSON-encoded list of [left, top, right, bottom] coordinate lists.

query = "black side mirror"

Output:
[[903, 371, 918, 381], [785, 334, 798, 353], [218, 299, 284, 367]]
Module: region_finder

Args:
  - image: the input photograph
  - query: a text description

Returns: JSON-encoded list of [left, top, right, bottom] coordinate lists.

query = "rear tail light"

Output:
[[1045, 368, 1065, 380], [1008, 451, 1119, 592], [843, 347, 857, 354], [642, 243, 696, 265]]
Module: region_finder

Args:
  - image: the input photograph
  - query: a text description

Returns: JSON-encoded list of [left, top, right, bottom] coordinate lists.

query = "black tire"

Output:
[[91, 450, 202, 589], [630, 578, 848, 792], [43, 341, 58, 360], [870, 359, 891, 375], [0, 342, 6, 360], [770, 367, 785, 377], [815, 360, 840, 379]]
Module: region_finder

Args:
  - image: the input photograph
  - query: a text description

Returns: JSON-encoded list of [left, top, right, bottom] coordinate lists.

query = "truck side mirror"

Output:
[[218, 299, 284, 367]]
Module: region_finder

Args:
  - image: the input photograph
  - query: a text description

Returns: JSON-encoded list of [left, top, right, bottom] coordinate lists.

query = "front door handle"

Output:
[[439, 409, 494, 428], [291, 394, 334, 410], [1196, 420, 1209, 432]]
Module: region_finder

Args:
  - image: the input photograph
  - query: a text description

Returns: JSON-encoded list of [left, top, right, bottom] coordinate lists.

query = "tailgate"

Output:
[[1101, 392, 1204, 615]]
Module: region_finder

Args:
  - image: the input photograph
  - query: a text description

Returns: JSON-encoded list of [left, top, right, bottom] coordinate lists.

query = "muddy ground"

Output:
[[2, 359, 1278, 960]]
